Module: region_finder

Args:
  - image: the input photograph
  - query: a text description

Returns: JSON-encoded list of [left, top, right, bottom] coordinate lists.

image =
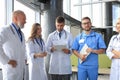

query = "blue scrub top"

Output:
[[72, 31, 106, 66]]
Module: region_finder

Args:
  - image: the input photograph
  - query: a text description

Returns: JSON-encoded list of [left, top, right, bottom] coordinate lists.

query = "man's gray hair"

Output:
[[12, 10, 25, 17]]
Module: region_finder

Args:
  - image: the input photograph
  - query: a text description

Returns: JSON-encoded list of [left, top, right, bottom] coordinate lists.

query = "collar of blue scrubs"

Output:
[[82, 30, 95, 37]]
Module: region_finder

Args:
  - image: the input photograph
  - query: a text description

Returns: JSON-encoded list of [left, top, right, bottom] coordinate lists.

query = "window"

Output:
[[82, 5, 91, 18], [14, 0, 36, 40], [82, 0, 91, 3], [0, 0, 5, 26], [112, 4, 120, 26], [92, 0, 99, 2], [92, 4, 102, 27]]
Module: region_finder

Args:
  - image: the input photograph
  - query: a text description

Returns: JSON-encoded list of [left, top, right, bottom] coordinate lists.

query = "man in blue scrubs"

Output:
[[72, 17, 106, 80]]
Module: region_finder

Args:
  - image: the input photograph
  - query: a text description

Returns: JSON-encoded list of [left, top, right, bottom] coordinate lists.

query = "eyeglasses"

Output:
[[82, 22, 91, 25]]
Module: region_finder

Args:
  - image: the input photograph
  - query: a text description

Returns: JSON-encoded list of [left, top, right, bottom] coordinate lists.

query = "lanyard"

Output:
[[35, 38, 44, 51], [11, 23, 22, 42]]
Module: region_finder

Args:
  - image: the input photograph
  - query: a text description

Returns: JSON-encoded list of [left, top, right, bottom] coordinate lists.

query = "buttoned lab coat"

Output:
[[0, 25, 26, 80], [26, 39, 48, 80], [46, 30, 73, 74], [106, 34, 120, 80]]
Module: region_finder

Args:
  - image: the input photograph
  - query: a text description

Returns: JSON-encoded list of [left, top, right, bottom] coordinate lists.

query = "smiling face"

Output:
[[116, 18, 120, 33], [17, 14, 26, 29], [81, 18, 92, 31], [30, 23, 42, 39], [12, 10, 26, 29], [36, 26, 42, 36]]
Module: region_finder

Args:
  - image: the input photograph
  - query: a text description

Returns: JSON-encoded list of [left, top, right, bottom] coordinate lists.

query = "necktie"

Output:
[[59, 32, 61, 38], [18, 28, 22, 42]]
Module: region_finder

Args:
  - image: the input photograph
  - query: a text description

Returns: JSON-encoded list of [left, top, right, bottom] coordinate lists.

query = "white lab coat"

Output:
[[0, 25, 26, 80], [26, 39, 48, 80], [46, 30, 73, 74], [106, 34, 120, 80]]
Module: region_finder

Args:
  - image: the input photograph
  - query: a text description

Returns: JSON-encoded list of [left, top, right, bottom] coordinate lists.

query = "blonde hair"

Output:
[[28, 23, 41, 42]]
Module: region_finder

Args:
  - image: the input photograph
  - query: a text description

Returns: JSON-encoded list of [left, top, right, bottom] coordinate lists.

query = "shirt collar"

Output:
[[56, 29, 64, 34], [82, 30, 95, 37], [11, 23, 19, 30]]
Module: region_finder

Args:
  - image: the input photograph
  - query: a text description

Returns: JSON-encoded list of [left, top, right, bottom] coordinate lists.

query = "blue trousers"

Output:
[[78, 65, 98, 80]]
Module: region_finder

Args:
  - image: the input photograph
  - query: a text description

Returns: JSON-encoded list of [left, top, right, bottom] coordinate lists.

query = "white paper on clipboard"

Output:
[[79, 44, 90, 64], [54, 45, 67, 51]]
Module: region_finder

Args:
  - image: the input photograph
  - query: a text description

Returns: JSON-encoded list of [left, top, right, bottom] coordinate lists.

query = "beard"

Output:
[[84, 27, 91, 31], [18, 22, 24, 29]]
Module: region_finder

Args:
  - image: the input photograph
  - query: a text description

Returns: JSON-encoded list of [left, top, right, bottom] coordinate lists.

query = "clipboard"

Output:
[[79, 44, 90, 64], [54, 45, 67, 51]]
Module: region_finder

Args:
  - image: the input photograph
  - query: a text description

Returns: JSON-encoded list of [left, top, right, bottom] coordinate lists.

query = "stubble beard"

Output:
[[18, 22, 24, 29], [84, 27, 91, 31]]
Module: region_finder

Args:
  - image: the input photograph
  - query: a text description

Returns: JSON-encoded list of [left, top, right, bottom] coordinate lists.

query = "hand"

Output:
[[86, 47, 93, 53], [62, 48, 70, 54], [112, 49, 115, 53], [51, 47, 56, 52], [8, 60, 17, 68], [112, 55, 120, 59], [79, 54, 87, 61], [112, 49, 120, 58], [25, 59, 27, 64], [41, 52, 47, 57], [34, 52, 47, 58]]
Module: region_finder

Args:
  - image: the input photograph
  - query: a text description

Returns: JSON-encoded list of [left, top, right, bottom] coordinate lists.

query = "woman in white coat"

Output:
[[106, 18, 120, 80], [26, 23, 48, 80]]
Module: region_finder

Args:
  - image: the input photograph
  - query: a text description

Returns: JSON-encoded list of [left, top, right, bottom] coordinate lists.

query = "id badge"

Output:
[[79, 39, 85, 43]]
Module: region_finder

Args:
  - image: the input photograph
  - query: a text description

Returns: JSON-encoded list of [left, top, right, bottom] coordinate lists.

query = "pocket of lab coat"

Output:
[[5, 64, 17, 74]]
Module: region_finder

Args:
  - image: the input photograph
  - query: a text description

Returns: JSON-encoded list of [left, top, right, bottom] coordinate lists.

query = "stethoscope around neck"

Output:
[[79, 32, 97, 45], [54, 30, 67, 39], [113, 34, 120, 41], [80, 32, 96, 39]]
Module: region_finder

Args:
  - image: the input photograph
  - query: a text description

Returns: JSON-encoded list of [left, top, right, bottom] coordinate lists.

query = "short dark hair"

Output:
[[56, 16, 65, 23], [81, 17, 91, 22]]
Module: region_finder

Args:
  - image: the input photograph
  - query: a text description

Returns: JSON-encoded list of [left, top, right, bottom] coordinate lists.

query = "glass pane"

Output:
[[82, 5, 91, 19], [14, 1, 36, 40], [0, 0, 5, 26], [63, 0, 70, 14], [82, 0, 91, 3], [92, 4, 102, 28], [71, 0, 81, 20], [112, 4, 120, 26], [92, 0, 99, 2]]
